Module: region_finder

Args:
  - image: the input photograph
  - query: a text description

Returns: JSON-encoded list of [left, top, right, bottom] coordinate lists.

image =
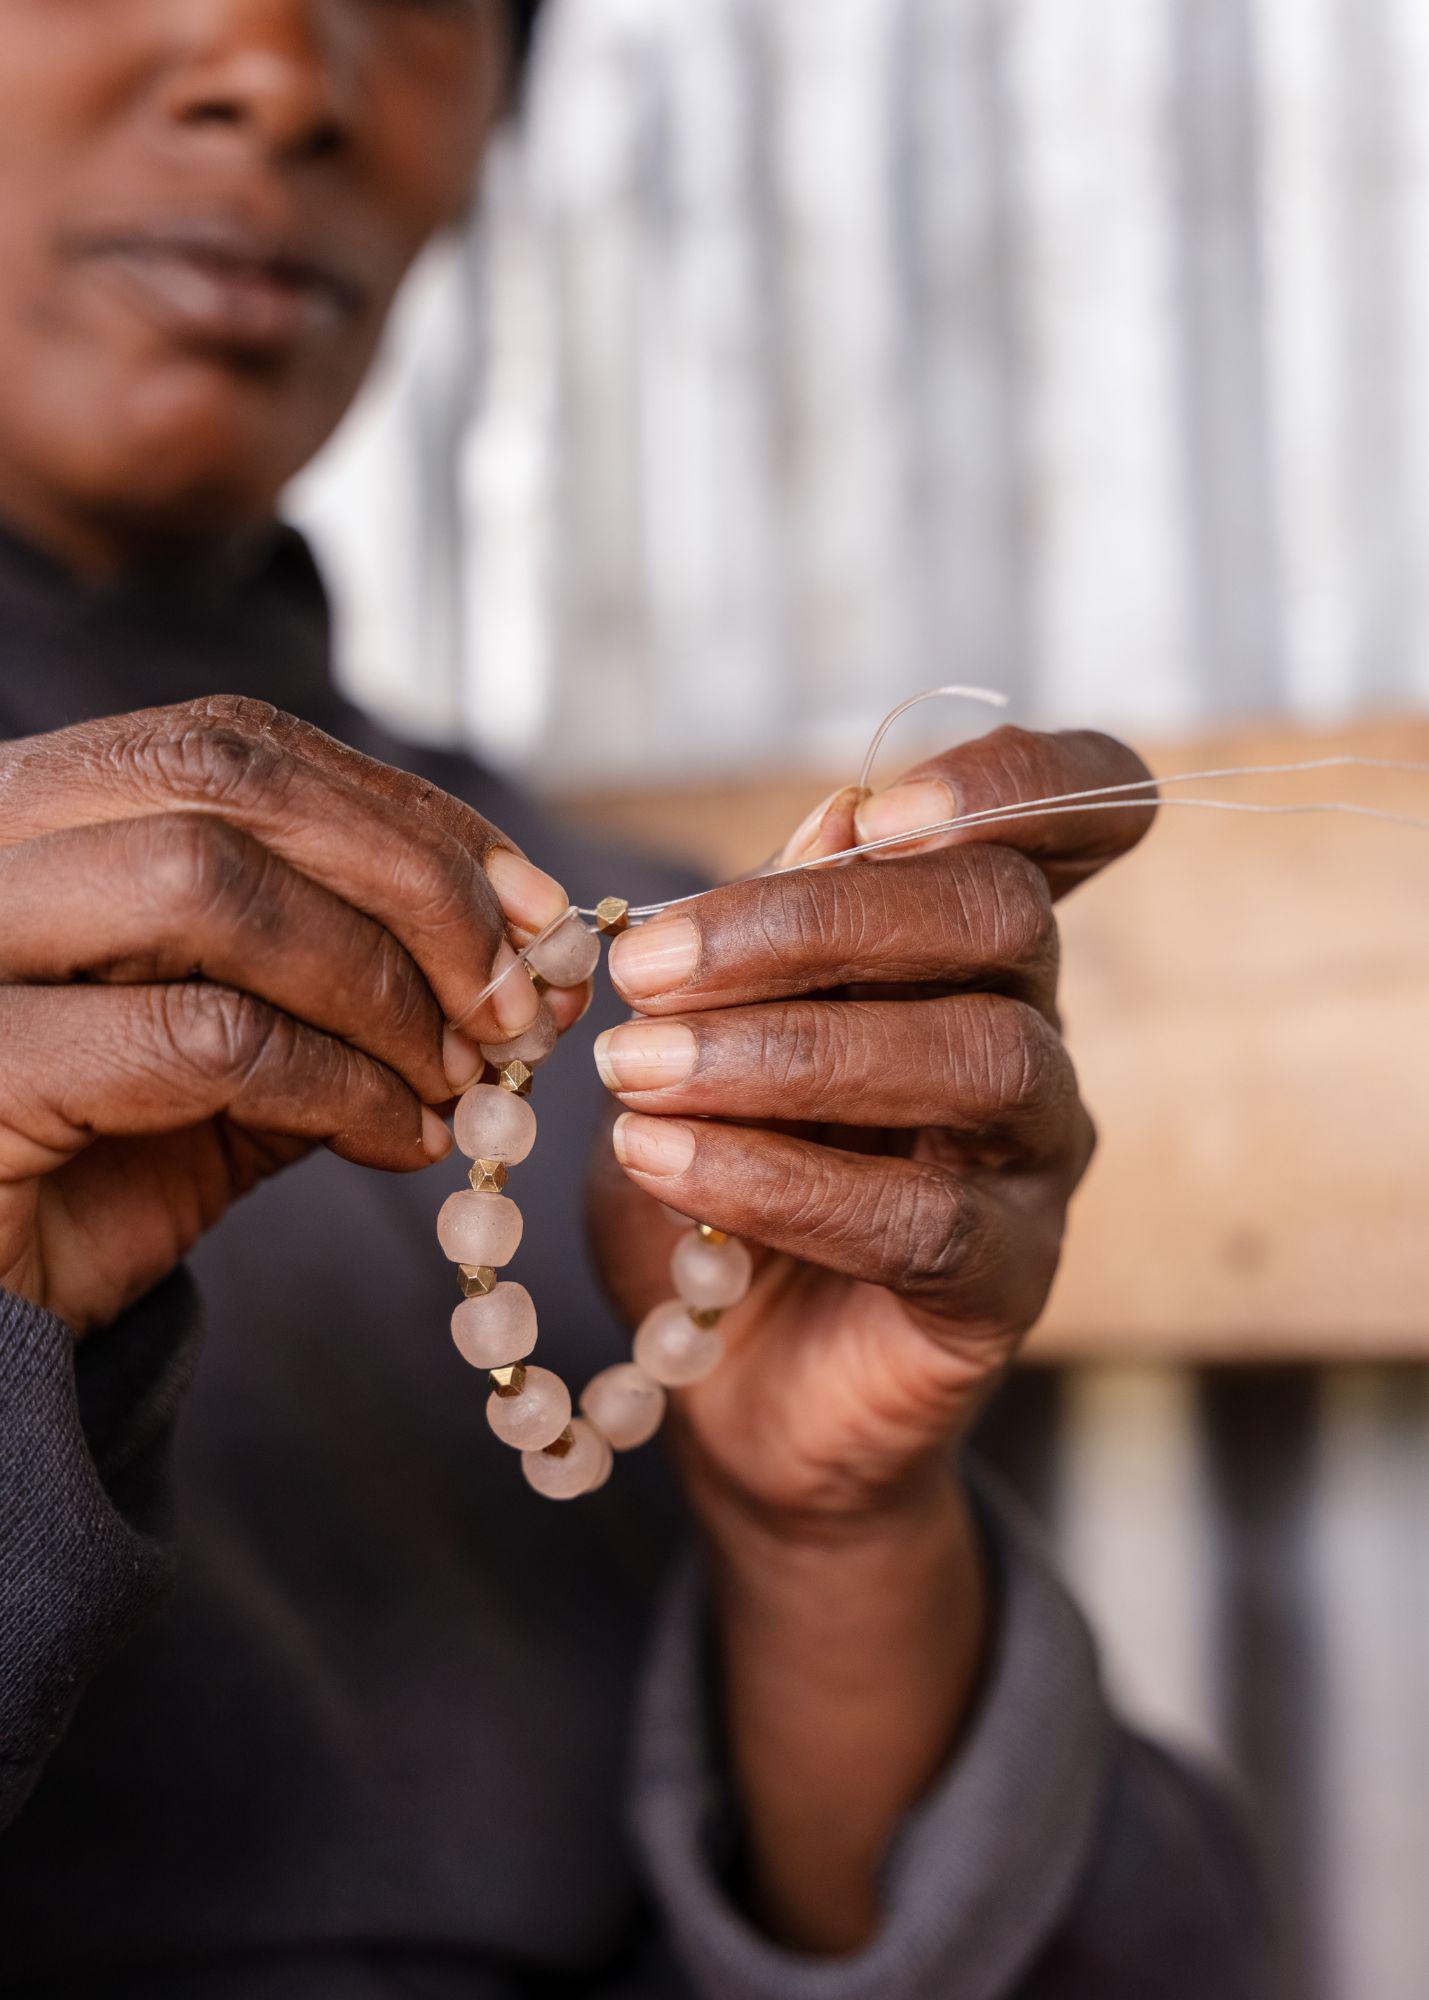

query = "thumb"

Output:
[[774, 784, 867, 868]]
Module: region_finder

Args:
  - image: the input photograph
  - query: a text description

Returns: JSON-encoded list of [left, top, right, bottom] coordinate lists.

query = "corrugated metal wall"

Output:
[[296, 0, 1429, 779], [983, 1365, 1429, 2000]]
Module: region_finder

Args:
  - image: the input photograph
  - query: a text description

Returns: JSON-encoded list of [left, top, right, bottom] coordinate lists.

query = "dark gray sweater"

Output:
[[0, 526, 1267, 1997]]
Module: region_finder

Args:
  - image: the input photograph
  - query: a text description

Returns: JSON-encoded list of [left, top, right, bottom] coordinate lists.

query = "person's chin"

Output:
[[78, 349, 347, 530], [0, 286, 372, 545]]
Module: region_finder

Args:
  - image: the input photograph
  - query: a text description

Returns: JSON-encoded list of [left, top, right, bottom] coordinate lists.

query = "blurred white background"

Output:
[[294, 0, 1429, 783]]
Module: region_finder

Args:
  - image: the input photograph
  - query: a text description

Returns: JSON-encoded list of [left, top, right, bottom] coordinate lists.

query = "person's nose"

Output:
[[165, 0, 361, 163]]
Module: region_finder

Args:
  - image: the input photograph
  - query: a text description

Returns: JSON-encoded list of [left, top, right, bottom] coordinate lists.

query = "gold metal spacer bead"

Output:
[[526, 964, 551, 995], [460, 1265, 498, 1299], [490, 1364, 527, 1397], [469, 1158, 509, 1194], [688, 1307, 724, 1330], [697, 1223, 729, 1245], [498, 1059, 534, 1097], [544, 1426, 576, 1459], [595, 896, 630, 936]]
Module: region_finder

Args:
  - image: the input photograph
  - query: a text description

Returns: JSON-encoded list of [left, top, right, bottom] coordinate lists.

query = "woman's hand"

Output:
[[591, 724, 1153, 1951], [0, 696, 572, 1335], [593, 724, 1154, 1524]]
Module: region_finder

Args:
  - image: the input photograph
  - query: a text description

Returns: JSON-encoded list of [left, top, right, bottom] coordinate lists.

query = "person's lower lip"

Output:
[[88, 247, 347, 351]]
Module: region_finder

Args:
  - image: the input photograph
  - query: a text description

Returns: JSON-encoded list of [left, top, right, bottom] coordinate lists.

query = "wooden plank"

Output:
[[558, 719, 1429, 1360]]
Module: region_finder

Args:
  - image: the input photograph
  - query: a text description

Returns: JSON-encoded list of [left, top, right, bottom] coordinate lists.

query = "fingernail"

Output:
[[594, 1022, 697, 1093], [486, 848, 569, 933], [443, 1027, 484, 1094], [854, 779, 957, 852], [491, 941, 542, 1037], [422, 1107, 454, 1162], [607, 918, 699, 1000], [779, 784, 866, 865], [612, 1112, 698, 1178]]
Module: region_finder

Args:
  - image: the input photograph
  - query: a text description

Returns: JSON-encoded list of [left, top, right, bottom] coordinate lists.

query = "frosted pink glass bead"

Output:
[[437, 1191, 524, 1267], [585, 1433, 615, 1493], [522, 1418, 610, 1500], [451, 1284, 537, 1371], [486, 1366, 571, 1450], [527, 918, 601, 988], [453, 1084, 537, 1165], [633, 1300, 726, 1388], [480, 1008, 557, 1072], [581, 1363, 667, 1451], [670, 1232, 753, 1311]]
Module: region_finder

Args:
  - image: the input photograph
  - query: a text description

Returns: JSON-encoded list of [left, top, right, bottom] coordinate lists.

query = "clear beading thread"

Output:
[[470, 692, 1429, 1015]]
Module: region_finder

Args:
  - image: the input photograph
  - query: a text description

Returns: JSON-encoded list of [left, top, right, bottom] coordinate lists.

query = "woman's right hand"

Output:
[[0, 696, 571, 1335]]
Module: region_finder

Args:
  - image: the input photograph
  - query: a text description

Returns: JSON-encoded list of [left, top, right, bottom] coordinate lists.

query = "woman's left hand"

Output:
[[591, 725, 1154, 1526]]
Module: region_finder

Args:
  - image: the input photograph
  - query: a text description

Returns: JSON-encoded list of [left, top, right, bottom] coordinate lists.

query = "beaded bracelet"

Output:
[[435, 897, 753, 1502]]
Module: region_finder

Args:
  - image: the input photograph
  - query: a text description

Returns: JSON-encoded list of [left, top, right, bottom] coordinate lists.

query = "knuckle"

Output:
[[136, 814, 268, 932], [764, 1142, 869, 1251], [189, 695, 317, 761], [364, 930, 436, 1042], [1058, 729, 1159, 848], [382, 841, 473, 938], [939, 995, 1083, 1154], [1061, 726, 1154, 791], [982, 848, 1055, 971], [762, 1003, 853, 1097], [748, 867, 880, 982], [894, 1171, 975, 1294], [982, 723, 1054, 797], [986, 998, 1069, 1115], [748, 873, 821, 976], [128, 703, 293, 813], [821, 869, 881, 964], [156, 982, 285, 1083], [191, 694, 281, 734]]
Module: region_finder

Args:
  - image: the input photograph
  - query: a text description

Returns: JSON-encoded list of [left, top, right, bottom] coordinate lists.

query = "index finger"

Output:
[[849, 725, 1157, 899], [0, 697, 568, 1046], [606, 842, 1058, 1016]]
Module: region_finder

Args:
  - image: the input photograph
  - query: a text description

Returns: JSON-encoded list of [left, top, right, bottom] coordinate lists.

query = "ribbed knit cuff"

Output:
[[630, 1474, 1114, 2000]]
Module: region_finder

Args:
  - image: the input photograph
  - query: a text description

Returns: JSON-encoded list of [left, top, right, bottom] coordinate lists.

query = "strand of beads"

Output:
[[441, 909, 610, 1500], [440, 899, 754, 1502], [442, 1057, 582, 1467], [571, 1219, 754, 1474], [628, 1224, 754, 1389], [566, 1222, 752, 1494]]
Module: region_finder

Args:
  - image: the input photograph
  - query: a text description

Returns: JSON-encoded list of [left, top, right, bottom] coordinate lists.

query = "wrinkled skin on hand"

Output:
[[590, 725, 1156, 1526], [0, 696, 577, 1334]]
